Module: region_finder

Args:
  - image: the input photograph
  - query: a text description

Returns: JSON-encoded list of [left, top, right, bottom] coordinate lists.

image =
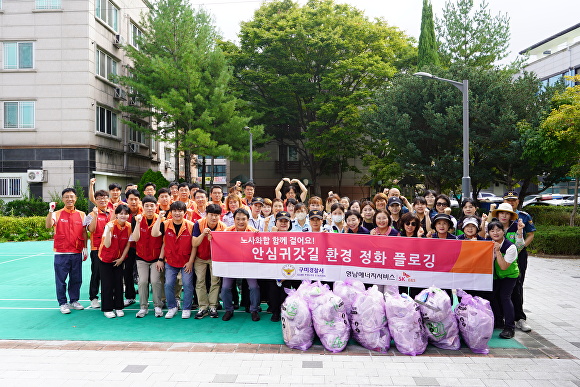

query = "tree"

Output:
[[527, 75, 580, 225], [224, 0, 416, 195], [137, 169, 170, 196], [119, 0, 264, 182], [417, 0, 439, 69], [364, 65, 568, 199], [436, 0, 510, 68]]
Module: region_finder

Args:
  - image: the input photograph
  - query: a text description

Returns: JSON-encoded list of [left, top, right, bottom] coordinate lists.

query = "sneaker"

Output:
[[59, 304, 71, 314], [124, 299, 136, 307], [182, 310, 191, 319], [70, 301, 84, 310], [90, 299, 100, 309], [499, 327, 515, 339], [270, 313, 281, 322], [115, 309, 124, 317], [209, 307, 218, 318], [195, 309, 208, 319], [104, 311, 116, 318], [154, 307, 163, 317], [251, 311, 260, 322], [515, 319, 532, 332], [165, 307, 178, 319], [222, 310, 234, 321], [136, 309, 148, 318]]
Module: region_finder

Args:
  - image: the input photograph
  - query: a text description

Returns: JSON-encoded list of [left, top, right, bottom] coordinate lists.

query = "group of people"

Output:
[[46, 177, 535, 339]]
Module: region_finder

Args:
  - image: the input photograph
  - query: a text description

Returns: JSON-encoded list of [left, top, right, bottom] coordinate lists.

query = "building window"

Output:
[[96, 49, 117, 80], [36, 0, 61, 9], [0, 177, 22, 197], [96, 106, 117, 136], [95, 0, 119, 31], [3, 42, 33, 69], [129, 124, 145, 144], [197, 164, 226, 176], [131, 23, 144, 49], [3, 101, 35, 129]]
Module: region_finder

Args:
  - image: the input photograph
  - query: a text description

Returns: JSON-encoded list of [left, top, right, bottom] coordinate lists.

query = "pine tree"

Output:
[[417, 0, 439, 69]]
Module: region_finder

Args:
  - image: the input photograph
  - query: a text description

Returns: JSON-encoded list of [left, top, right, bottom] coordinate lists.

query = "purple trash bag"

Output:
[[454, 289, 494, 354], [350, 285, 391, 353], [415, 287, 461, 350], [334, 279, 365, 316], [384, 291, 427, 356], [305, 282, 350, 353], [281, 286, 314, 351]]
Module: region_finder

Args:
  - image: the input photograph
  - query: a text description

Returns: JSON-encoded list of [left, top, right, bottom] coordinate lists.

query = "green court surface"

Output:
[[0, 241, 524, 349]]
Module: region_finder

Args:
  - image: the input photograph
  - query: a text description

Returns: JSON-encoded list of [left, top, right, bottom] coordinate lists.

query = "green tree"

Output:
[[436, 0, 510, 68], [137, 169, 170, 196], [224, 0, 416, 195], [365, 65, 567, 198], [527, 75, 580, 225], [119, 0, 264, 182], [417, 0, 439, 69]]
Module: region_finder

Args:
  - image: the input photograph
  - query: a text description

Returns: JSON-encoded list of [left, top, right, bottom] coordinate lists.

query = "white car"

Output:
[[477, 192, 504, 203]]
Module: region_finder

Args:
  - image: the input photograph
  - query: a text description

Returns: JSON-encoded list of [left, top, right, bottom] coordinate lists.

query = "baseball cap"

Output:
[[275, 211, 291, 221], [251, 197, 265, 205], [503, 191, 518, 200], [308, 210, 324, 219], [387, 197, 402, 206]]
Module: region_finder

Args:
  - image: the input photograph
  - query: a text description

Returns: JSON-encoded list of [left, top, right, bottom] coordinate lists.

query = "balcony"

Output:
[[275, 161, 301, 174]]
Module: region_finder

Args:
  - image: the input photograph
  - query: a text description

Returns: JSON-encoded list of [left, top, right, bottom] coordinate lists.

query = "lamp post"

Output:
[[414, 72, 471, 199], [243, 126, 253, 182]]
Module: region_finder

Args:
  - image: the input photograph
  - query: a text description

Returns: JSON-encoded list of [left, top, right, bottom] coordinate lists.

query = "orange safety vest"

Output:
[[135, 215, 163, 262], [53, 208, 86, 253], [162, 219, 194, 268], [98, 220, 131, 263], [196, 218, 227, 260], [90, 209, 111, 250]]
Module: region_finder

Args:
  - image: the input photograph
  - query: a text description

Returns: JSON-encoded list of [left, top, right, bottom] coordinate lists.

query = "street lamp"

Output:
[[243, 126, 253, 182], [414, 72, 471, 199]]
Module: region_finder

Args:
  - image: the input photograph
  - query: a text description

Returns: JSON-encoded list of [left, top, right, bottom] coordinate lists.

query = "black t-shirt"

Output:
[[159, 222, 182, 236]]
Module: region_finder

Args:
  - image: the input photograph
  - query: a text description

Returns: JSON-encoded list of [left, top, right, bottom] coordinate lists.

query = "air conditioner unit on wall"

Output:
[[128, 143, 140, 153], [113, 34, 125, 48], [27, 170, 47, 183], [114, 87, 127, 100]]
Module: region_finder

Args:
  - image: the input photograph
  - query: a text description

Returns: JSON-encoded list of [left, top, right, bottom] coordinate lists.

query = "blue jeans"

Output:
[[54, 253, 83, 306], [164, 263, 194, 310], [221, 278, 260, 312]]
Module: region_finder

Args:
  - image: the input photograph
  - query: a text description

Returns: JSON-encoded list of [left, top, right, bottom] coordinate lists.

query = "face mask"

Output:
[[295, 213, 307, 221], [332, 215, 344, 223]]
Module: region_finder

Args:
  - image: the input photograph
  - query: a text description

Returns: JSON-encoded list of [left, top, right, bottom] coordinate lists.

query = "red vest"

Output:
[[90, 209, 111, 250], [196, 218, 227, 260], [98, 220, 131, 263], [135, 215, 163, 262], [163, 219, 194, 268], [53, 208, 86, 253]]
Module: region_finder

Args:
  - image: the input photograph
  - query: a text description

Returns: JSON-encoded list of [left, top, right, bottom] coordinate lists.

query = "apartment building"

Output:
[[0, 0, 172, 202]]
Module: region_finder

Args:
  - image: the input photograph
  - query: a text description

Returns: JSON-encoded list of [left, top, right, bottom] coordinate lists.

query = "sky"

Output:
[[189, 0, 579, 63]]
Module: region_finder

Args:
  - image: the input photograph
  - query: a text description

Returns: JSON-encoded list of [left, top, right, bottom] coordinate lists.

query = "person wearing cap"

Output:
[[457, 217, 484, 240], [387, 197, 403, 230], [248, 197, 265, 231], [221, 208, 260, 322], [306, 210, 324, 232], [503, 191, 535, 332], [387, 188, 411, 214], [290, 203, 310, 231], [268, 211, 299, 321], [429, 213, 457, 239]]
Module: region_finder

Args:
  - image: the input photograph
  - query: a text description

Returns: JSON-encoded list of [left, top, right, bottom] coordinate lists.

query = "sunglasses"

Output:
[[404, 221, 417, 226], [436, 202, 447, 207]]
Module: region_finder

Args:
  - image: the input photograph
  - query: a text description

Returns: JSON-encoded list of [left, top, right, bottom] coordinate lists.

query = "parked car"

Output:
[[523, 194, 574, 207], [477, 192, 504, 203]]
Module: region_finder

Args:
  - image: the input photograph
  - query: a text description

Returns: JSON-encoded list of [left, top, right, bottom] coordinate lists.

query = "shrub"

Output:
[[2, 196, 49, 217], [0, 216, 53, 242], [137, 169, 170, 197], [523, 206, 580, 227], [528, 225, 580, 255]]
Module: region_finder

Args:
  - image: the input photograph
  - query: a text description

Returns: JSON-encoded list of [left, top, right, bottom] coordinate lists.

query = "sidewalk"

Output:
[[0, 254, 579, 386]]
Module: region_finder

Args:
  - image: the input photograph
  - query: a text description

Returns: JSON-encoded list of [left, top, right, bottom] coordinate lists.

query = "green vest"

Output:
[[494, 238, 519, 279]]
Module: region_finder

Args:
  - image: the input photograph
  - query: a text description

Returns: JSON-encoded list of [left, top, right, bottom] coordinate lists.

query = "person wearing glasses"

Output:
[[399, 212, 425, 238], [432, 194, 457, 231]]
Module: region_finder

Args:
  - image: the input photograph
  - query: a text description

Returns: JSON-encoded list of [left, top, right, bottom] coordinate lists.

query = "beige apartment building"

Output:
[[0, 0, 171, 202]]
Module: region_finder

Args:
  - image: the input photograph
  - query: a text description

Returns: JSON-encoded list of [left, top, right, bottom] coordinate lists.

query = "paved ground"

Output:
[[1, 255, 579, 386]]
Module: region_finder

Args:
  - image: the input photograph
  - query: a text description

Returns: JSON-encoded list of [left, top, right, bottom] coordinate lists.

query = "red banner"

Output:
[[211, 232, 494, 291]]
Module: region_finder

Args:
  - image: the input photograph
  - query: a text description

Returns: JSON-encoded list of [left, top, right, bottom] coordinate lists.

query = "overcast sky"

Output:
[[189, 0, 579, 63]]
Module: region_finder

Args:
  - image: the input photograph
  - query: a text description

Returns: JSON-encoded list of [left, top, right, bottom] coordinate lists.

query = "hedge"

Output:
[[528, 225, 580, 256], [523, 206, 580, 227], [0, 216, 53, 242]]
